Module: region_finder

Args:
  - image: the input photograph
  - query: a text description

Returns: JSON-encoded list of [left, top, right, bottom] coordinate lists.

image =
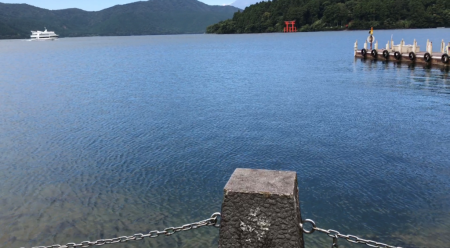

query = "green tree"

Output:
[[206, 0, 447, 34]]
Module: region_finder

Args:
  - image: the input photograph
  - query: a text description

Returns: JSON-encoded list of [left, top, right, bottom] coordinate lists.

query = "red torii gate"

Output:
[[284, 21, 297, 33]]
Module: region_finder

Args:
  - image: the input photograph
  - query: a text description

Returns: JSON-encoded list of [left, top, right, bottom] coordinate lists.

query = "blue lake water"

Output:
[[0, 29, 449, 248]]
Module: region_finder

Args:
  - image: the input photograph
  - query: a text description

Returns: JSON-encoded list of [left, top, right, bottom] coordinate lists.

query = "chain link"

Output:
[[25, 213, 221, 248], [21, 214, 402, 248], [300, 219, 402, 248]]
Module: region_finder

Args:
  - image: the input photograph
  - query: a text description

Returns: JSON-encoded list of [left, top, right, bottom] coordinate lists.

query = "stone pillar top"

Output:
[[224, 168, 297, 196], [219, 168, 303, 247]]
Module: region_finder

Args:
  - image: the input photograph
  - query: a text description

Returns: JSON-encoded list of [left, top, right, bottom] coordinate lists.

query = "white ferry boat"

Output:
[[30, 28, 59, 40]]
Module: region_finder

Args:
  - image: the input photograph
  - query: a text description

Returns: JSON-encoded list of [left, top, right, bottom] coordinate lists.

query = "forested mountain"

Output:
[[207, 0, 450, 34], [0, 0, 239, 39]]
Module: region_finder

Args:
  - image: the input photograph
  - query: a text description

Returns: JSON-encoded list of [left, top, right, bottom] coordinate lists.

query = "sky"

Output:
[[1, 0, 234, 11]]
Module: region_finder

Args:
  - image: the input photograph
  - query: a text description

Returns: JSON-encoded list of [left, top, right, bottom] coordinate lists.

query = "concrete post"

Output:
[[364, 41, 367, 49], [441, 40, 445, 53], [375, 40, 378, 50], [413, 39, 416, 54], [219, 168, 303, 248], [400, 39, 404, 54], [354, 40, 358, 56], [386, 41, 389, 50], [430, 42, 433, 55]]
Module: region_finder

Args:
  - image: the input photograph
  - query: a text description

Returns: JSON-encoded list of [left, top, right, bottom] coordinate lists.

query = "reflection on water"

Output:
[[356, 58, 450, 96], [0, 29, 450, 248]]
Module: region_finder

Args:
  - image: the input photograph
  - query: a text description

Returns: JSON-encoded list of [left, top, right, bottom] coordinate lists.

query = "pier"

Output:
[[354, 38, 450, 67]]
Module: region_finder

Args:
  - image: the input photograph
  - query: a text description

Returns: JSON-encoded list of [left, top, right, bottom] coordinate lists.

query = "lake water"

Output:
[[0, 29, 449, 248]]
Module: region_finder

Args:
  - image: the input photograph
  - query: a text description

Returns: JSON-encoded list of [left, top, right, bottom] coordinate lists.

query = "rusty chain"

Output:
[[25, 213, 221, 248], [301, 219, 402, 248]]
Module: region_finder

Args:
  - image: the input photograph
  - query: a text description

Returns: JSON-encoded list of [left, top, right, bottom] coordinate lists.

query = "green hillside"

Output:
[[206, 0, 450, 34], [0, 0, 239, 39]]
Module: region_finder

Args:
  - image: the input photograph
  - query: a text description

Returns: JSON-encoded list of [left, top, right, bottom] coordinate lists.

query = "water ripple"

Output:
[[0, 31, 449, 247]]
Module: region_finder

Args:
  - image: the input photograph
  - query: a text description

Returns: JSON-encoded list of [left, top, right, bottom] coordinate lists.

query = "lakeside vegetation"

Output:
[[0, 0, 238, 39], [206, 0, 450, 34]]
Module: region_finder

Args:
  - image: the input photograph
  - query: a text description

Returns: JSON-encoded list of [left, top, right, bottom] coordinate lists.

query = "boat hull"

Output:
[[30, 37, 58, 41]]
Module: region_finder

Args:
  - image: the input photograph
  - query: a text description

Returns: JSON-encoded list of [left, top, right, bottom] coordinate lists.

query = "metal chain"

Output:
[[300, 219, 402, 248], [25, 212, 221, 248]]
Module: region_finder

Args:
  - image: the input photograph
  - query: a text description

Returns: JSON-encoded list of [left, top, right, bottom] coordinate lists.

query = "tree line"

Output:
[[206, 0, 450, 34]]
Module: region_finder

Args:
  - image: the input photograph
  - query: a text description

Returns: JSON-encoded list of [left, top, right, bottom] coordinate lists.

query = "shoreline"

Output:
[[2, 27, 449, 40]]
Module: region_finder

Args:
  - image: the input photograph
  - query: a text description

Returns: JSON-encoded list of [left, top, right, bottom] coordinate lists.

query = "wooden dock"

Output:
[[354, 38, 450, 67]]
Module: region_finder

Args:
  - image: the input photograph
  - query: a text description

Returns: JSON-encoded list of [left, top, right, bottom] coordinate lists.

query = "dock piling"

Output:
[[399, 39, 404, 54], [413, 39, 417, 54], [426, 40, 433, 54]]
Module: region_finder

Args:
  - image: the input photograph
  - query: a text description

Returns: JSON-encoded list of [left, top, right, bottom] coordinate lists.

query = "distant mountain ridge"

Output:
[[0, 0, 239, 39], [230, 0, 263, 10]]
